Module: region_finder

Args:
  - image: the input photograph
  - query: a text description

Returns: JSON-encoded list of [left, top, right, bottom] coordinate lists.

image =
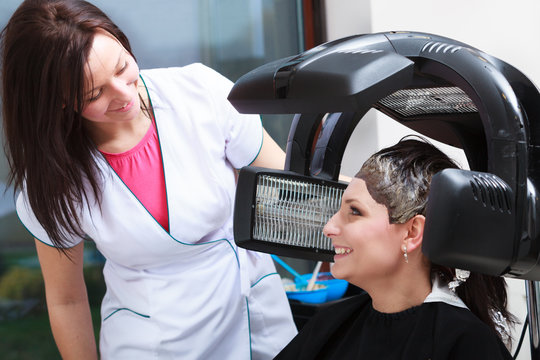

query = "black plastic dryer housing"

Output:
[[229, 31, 540, 280]]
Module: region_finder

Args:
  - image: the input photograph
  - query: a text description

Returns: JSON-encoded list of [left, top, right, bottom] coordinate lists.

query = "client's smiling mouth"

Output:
[[335, 247, 352, 255]]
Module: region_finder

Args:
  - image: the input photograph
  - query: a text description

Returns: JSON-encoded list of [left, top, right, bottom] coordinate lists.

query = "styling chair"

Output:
[[228, 31, 540, 359]]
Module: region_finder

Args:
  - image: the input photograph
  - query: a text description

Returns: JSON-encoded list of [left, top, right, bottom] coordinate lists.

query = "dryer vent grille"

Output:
[[378, 87, 477, 117], [470, 174, 512, 213]]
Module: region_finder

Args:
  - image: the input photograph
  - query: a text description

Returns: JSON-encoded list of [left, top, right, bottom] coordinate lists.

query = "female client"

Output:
[[275, 138, 514, 359]]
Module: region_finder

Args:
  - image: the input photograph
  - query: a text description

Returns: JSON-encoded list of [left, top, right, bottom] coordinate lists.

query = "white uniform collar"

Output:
[[423, 275, 468, 309]]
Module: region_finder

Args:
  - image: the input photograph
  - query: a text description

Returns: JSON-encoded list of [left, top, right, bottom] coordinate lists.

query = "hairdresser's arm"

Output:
[[35, 239, 98, 360], [251, 129, 286, 169], [250, 129, 353, 184]]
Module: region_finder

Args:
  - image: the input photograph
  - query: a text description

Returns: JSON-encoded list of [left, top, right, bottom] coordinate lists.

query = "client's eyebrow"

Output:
[[344, 198, 367, 212]]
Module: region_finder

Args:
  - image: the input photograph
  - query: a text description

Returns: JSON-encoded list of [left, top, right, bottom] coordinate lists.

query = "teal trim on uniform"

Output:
[[168, 237, 241, 268], [99, 75, 241, 269], [245, 297, 253, 360], [102, 162, 241, 268], [139, 74, 172, 233], [105, 74, 170, 234], [246, 116, 264, 167], [103, 159, 168, 230], [15, 211, 80, 249], [250, 272, 279, 288], [103, 307, 151, 321], [99, 74, 241, 269]]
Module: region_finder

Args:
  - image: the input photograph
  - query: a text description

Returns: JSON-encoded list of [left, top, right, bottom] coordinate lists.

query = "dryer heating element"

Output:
[[234, 167, 347, 262]]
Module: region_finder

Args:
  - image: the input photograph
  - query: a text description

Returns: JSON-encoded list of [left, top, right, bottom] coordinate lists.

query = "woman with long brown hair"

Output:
[[275, 138, 514, 359], [1, 0, 296, 358]]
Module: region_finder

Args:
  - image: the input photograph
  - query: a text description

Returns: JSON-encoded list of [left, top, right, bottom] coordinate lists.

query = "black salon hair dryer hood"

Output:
[[228, 31, 540, 281]]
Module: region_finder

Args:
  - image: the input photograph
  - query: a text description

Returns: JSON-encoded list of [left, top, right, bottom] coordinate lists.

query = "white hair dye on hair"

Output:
[[356, 138, 458, 224]]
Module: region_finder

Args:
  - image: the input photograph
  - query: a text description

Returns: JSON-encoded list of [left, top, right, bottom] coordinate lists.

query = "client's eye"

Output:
[[350, 207, 362, 216]]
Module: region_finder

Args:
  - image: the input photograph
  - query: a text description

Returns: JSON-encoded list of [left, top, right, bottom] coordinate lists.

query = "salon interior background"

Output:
[[1, 0, 540, 358]]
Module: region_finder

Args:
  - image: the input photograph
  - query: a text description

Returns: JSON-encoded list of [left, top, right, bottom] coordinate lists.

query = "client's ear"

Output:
[[404, 215, 425, 252]]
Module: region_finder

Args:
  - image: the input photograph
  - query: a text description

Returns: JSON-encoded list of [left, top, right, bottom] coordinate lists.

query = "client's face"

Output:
[[323, 178, 408, 289]]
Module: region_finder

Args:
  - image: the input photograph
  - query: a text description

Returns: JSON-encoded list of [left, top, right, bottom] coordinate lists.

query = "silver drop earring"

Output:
[[402, 245, 408, 263]]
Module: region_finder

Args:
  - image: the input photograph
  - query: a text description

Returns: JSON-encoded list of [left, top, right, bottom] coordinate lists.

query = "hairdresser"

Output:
[[275, 138, 514, 359], [1, 0, 296, 358]]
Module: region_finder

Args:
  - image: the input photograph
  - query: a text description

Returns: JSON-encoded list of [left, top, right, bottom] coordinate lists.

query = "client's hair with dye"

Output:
[[357, 137, 516, 346], [357, 138, 459, 224]]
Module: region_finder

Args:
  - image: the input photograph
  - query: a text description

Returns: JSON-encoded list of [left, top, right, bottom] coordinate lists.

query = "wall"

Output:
[[323, 0, 540, 358], [322, 0, 375, 176]]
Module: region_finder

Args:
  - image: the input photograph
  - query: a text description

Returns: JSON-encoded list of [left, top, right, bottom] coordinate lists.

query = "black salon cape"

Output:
[[274, 293, 512, 360]]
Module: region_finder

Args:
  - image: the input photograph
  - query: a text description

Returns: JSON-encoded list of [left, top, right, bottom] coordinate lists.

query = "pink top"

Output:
[[101, 119, 169, 232]]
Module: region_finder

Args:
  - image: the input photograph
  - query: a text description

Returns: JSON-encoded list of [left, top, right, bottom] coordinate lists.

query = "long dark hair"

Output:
[[357, 137, 516, 345], [1, 0, 134, 247]]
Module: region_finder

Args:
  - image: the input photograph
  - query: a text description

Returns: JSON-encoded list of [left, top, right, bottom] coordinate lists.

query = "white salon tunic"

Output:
[[16, 63, 297, 359]]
